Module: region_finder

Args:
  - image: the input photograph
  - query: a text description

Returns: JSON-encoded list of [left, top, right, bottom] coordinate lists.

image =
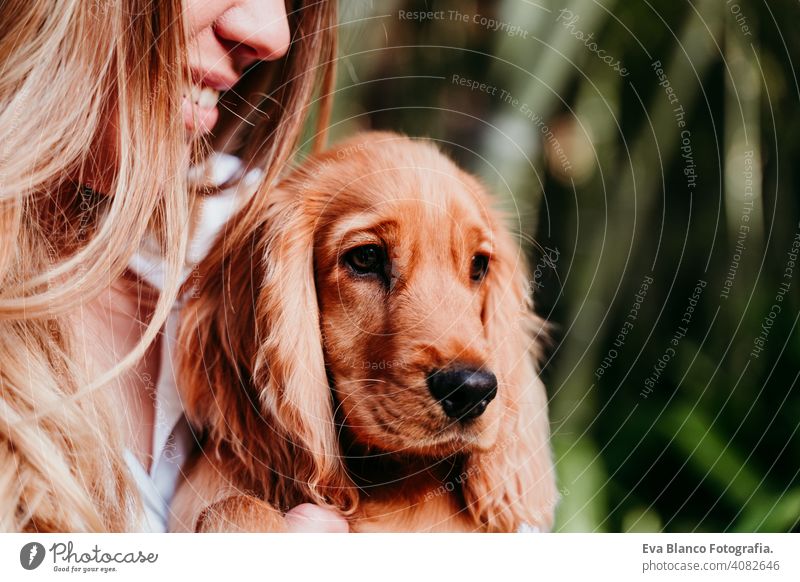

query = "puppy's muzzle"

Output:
[[427, 367, 498, 420]]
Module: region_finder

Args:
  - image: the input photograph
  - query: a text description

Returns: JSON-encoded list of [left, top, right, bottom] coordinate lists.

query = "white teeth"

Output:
[[198, 86, 219, 109], [188, 85, 219, 109]]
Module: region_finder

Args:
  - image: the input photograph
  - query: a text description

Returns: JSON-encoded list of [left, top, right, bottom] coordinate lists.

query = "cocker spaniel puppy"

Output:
[[170, 132, 558, 532]]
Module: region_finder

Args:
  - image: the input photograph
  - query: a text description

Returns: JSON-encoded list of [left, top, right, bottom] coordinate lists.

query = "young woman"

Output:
[[0, 0, 346, 532]]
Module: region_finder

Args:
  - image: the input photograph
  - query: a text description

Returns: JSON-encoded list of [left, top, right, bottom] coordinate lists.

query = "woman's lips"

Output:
[[182, 85, 221, 134]]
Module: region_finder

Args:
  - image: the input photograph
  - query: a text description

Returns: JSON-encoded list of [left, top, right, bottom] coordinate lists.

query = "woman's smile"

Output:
[[182, 69, 239, 134], [181, 0, 291, 135], [182, 85, 220, 133]]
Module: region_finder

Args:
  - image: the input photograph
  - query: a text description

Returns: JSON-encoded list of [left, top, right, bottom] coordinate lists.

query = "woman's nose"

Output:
[[214, 0, 291, 68]]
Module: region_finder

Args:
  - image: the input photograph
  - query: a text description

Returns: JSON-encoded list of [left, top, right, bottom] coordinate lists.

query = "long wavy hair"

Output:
[[0, 0, 337, 532]]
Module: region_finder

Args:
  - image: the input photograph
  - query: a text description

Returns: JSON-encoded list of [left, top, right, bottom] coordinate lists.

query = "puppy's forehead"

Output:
[[326, 171, 491, 246], [304, 137, 496, 248]]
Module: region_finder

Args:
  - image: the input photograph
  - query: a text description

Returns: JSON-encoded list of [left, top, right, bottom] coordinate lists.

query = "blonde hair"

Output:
[[0, 0, 337, 532]]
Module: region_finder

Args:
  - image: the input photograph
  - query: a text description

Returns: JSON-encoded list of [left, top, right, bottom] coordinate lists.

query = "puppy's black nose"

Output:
[[427, 367, 498, 420]]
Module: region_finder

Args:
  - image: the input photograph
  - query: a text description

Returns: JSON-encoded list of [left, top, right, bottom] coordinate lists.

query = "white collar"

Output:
[[128, 153, 261, 290]]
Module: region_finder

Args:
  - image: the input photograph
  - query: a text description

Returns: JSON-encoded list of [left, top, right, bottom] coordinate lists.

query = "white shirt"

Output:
[[125, 154, 262, 532]]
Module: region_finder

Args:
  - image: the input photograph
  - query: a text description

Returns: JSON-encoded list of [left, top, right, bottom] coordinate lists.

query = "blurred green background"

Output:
[[323, 0, 800, 532]]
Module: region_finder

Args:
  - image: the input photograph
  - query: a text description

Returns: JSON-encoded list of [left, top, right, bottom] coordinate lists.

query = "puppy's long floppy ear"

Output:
[[462, 200, 559, 532], [249, 188, 354, 508], [178, 186, 355, 512]]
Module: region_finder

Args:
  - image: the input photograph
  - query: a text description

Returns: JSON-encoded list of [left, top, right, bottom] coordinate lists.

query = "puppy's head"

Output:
[[302, 137, 507, 456], [183, 132, 558, 528]]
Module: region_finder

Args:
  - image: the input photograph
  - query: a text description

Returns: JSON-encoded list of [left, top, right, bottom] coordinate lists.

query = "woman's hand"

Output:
[[285, 503, 350, 533]]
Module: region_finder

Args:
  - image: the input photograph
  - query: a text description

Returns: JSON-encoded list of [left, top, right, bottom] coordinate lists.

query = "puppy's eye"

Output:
[[470, 254, 490, 282], [344, 244, 386, 275]]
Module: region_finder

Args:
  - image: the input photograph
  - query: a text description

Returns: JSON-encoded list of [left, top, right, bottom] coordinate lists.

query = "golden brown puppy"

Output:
[[170, 132, 557, 532]]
